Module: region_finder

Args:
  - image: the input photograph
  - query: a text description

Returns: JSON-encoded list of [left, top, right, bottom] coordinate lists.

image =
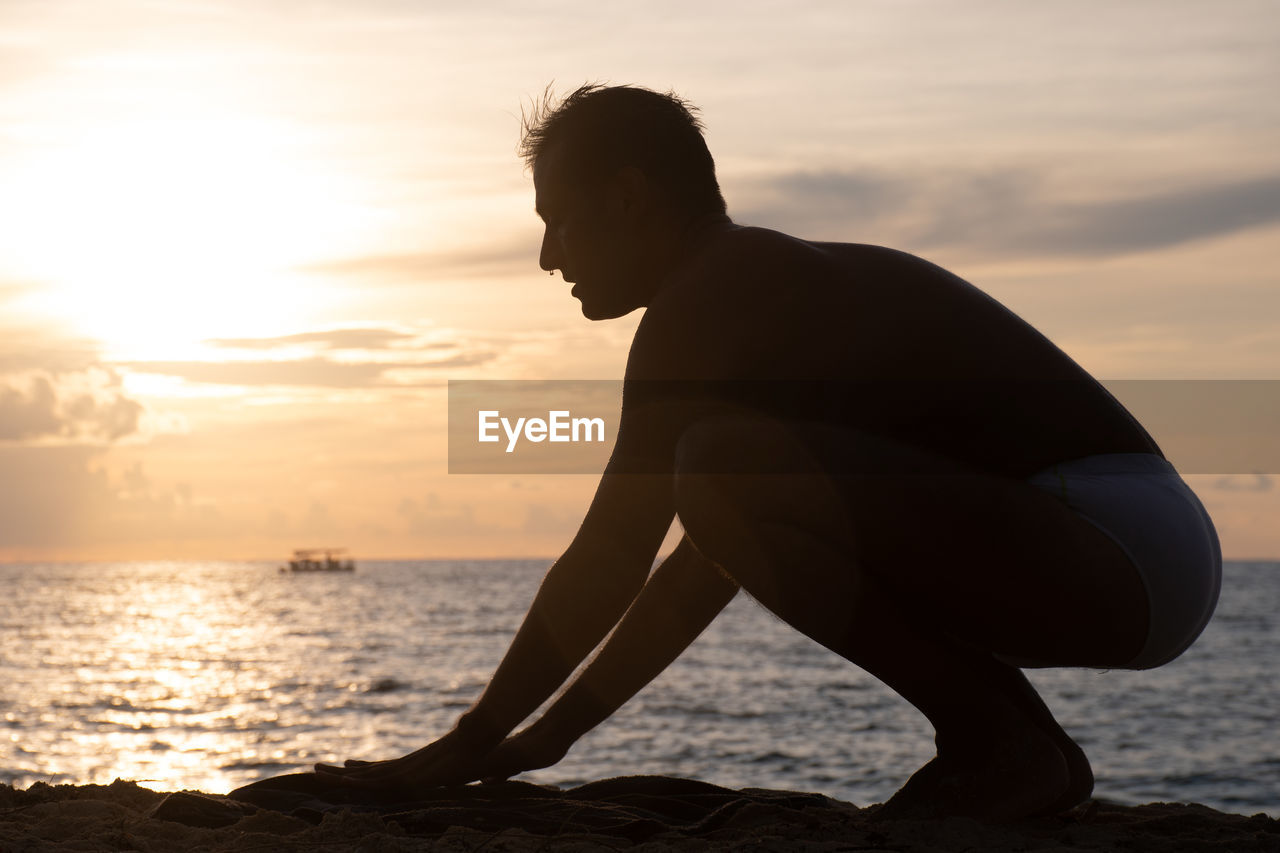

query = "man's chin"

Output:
[[578, 299, 635, 321], [573, 290, 609, 320], [572, 285, 640, 321]]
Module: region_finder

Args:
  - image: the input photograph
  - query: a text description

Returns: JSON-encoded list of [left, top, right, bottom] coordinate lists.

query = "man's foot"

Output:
[[1043, 726, 1093, 814], [875, 724, 1077, 822]]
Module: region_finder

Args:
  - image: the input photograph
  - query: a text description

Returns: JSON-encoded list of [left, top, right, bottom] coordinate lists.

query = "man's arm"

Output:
[[317, 470, 676, 786], [472, 536, 739, 780], [455, 475, 677, 742]]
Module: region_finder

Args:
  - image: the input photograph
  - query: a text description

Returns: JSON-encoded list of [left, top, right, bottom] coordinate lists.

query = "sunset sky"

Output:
[[1, 0, 1277, 561]]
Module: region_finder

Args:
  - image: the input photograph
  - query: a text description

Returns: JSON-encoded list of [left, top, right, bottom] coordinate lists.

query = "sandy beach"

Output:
[[3, 775, 1276, 852]]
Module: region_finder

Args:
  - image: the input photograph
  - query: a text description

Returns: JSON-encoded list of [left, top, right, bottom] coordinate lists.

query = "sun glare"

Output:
[[3, 116, 376, 359]]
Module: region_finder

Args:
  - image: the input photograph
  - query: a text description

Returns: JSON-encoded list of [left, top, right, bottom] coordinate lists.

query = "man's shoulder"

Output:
[[647, 225, 959, 326], [629, 227, 889, 380], [701, 224, 861, 264], [693, 225, 948, 286]]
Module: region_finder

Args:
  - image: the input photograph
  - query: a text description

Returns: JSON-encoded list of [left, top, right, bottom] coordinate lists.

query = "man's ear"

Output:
[[612, 165, 656, 219]]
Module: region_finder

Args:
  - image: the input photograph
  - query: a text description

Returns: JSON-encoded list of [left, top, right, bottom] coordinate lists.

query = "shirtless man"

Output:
[[318, 85, 1222, 820]]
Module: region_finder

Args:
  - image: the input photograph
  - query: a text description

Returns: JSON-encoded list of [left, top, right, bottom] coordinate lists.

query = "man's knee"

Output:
[[672, 418, 768, 568], [671, 467, 734, 569], [676, 415, 785, 475], [672, 416, 854, 567]]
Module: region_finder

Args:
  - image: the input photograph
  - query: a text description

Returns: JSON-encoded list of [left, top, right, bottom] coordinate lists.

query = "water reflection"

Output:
[[9, 562, 291, 792], [2, 560, 539, 794], [0, 560, 1275, 816]]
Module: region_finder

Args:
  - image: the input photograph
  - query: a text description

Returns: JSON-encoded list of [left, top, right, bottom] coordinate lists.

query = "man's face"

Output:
[[533, 146, 650, 320]]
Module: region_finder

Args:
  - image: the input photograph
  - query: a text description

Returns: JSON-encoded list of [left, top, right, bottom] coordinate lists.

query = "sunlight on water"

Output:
[[1, 560, 532, 794], [1, 560, 1276, 816], [8, 562, 290, 793]]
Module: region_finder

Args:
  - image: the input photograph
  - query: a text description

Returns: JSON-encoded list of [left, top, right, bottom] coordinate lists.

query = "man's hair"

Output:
[[519, 83, 727, 217]]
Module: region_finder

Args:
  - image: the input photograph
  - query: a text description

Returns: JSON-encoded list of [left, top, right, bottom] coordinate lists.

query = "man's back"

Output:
[[628, 223, 1161, 477]]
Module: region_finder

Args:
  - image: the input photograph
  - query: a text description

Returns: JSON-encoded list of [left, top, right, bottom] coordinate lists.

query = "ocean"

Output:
[[1, 559, 1276, 816]]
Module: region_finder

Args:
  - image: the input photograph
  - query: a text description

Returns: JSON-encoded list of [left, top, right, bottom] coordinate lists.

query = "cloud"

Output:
[[124, 324, 499, 388], [0, 368, 143, 443], [398, 493, 502, 538], [1213, 473, 1273, 493], [0, 325, 101, 374], [0, 375, 58, 439], [302, 244, 534, 285], [299, 501, 340, 538], [0, 446, 104, 548], [522, 503, 581, 537], [207, 327, 422, 351], [121, 358, 388, 388], [736, 168, 1280, 259], [121, 352, 495, 388], [1087, 174, 1267, 255], [0, 447, 227, 552], [738, 169, 916, 233]]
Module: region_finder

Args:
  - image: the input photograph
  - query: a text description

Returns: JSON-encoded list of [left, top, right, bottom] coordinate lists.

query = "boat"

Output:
[[280, 548, 356, 573]]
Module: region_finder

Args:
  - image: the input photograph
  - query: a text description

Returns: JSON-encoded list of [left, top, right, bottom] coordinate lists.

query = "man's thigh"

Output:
[[674, 416, 1149, 667]]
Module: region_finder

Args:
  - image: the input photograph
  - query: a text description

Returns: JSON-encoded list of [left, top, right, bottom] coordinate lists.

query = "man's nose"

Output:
[[539, 228, 561, 273]]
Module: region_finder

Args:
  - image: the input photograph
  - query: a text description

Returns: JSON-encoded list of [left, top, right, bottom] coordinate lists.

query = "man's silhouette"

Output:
[[319, 84, 1222, 820]]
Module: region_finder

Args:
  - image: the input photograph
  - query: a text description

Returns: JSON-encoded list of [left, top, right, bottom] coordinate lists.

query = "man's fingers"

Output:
[[316, 757, 392, 773], [314, 763, 405, 788], [311, 734, 483, 789], [319, 772, 386, 789], [315, 761, 389, 780], [474, 747, 526, 784]]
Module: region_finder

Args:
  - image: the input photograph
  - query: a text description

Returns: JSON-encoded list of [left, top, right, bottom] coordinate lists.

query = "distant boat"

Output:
[[281, 548, 356, 573]]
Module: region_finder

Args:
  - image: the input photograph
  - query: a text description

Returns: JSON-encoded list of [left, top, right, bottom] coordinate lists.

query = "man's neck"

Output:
[[679, 212, 735, 252], [644, 213, 736, 305]]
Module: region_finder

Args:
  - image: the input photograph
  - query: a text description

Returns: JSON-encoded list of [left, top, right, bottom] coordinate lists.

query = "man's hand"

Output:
[[314, 725, 567, 790], [473, 725, 569, 783], [314, 728, 483, 789]]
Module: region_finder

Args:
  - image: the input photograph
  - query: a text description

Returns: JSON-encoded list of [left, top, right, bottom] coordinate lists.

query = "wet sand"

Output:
[[2, 775, 1276, 851]]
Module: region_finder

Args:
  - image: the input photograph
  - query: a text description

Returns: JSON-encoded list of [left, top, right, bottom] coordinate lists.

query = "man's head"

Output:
[[521, 84, 727, 319]]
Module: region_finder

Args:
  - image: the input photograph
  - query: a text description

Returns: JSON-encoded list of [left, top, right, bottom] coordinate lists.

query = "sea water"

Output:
[[0, 559, 1275, 816]]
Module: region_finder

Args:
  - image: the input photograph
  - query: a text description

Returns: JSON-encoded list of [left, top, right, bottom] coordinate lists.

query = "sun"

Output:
[[3, 115, 376, 359]]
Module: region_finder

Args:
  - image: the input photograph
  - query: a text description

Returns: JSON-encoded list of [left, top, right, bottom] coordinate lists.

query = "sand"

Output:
[[2, 775, 1277, 852]]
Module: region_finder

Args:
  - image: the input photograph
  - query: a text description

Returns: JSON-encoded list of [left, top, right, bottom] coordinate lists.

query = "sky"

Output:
[[1, 0, 1277, 561]]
